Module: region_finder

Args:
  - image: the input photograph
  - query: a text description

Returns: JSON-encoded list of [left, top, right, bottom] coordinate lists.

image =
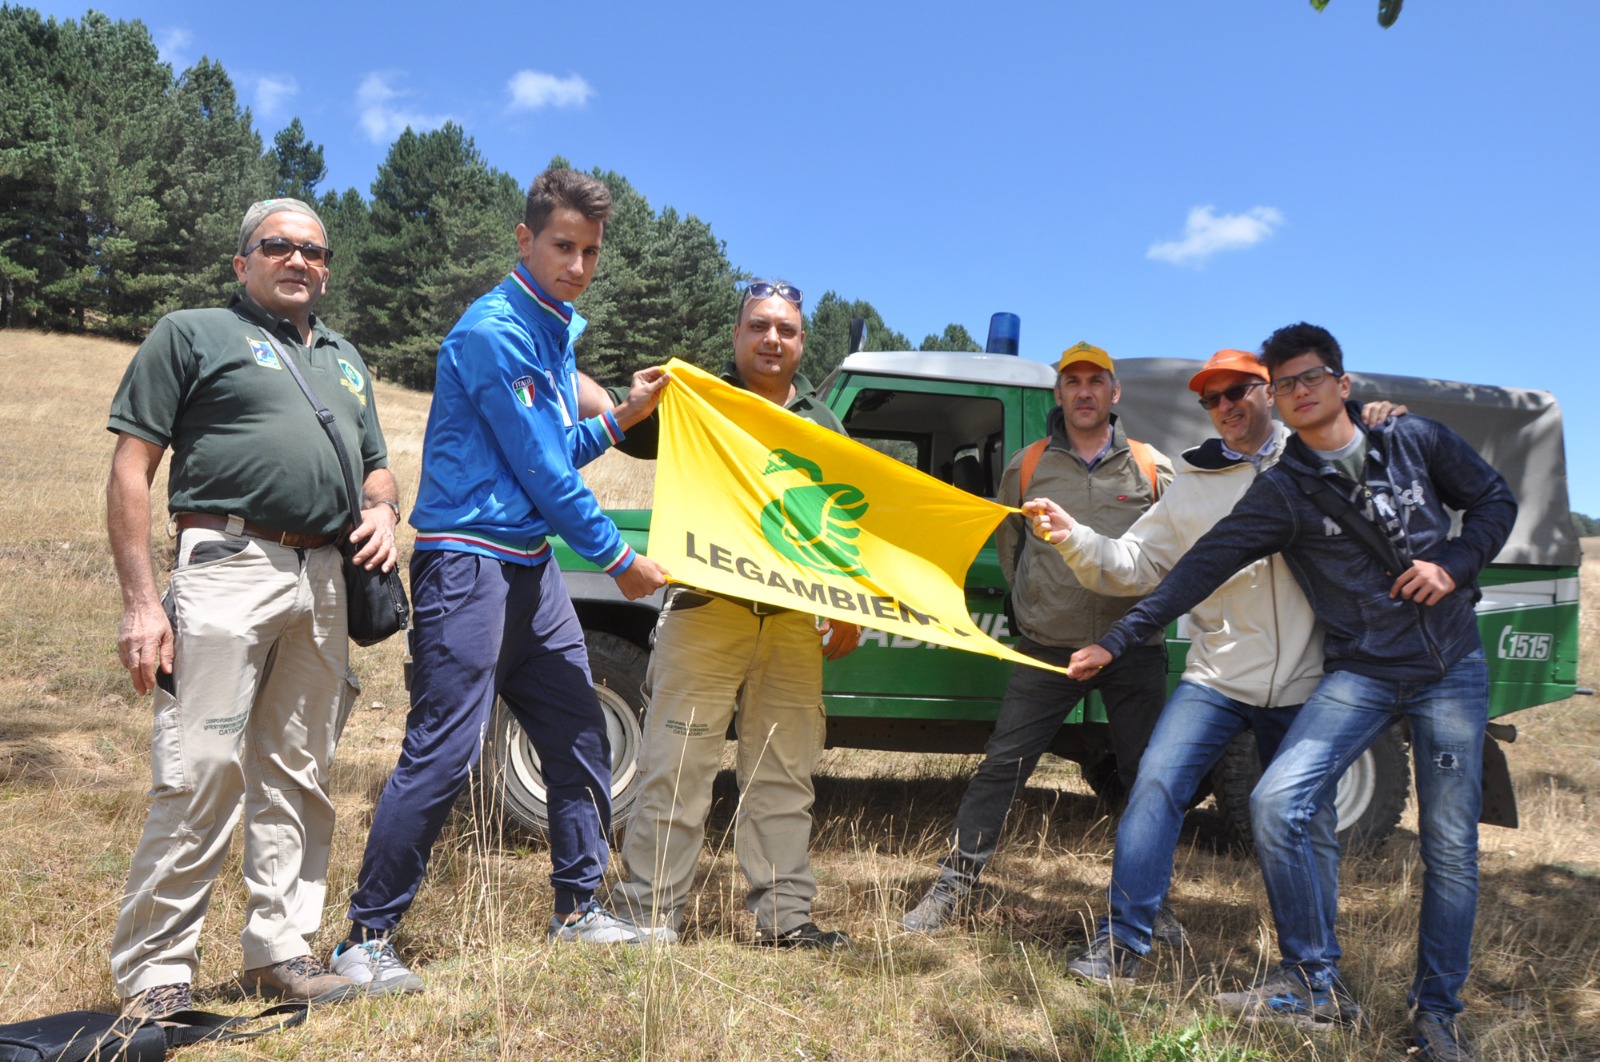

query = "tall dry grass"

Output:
[[0, 329, 1595, 1060]]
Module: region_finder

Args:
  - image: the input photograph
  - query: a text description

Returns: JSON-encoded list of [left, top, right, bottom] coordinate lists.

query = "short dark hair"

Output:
[[1260, 322, 1344, 376], [525, 167, 613, 236]]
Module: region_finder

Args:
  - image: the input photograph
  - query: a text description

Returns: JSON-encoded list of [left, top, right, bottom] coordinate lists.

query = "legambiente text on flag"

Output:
[[648, 359, 1063, 673]]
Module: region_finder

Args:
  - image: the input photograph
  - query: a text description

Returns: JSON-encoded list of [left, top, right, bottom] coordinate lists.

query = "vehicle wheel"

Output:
[[1210, 724, 1409, 855], [481, 631, 649, 842], [1079, 753, 1127, 810]]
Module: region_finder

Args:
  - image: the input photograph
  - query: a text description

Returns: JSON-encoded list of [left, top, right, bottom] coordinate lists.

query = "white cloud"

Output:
[[154, 26, 192, 66], [253, 75, 298, 119], [357, 72, 451, 143], [506, 70, 594, 111], [1147, 205, 1285, 266]]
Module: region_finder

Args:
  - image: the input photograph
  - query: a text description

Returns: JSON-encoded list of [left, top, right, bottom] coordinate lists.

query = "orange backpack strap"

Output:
[[1017, 438, 1050, 500], [1128, 439, 1161, 499]]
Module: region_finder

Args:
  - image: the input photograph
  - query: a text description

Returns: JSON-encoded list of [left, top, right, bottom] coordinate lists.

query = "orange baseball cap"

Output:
[[1188, 349, 1269, 394], [1055, 341, 1114, 375]]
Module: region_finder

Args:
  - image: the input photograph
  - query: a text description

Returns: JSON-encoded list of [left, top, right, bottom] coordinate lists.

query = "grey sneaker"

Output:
[[1216, 966, 1365, 1032], [548, 901, 674, 944], [120, 981, 192, 1020], [1065, 931, 1142, 985], [1411, 1011, 1475, 1061], [900, 880, 968, 933], [238, 954, 361, 1005], [330, 938, 425, 995], [1151, 900, 1188, 947]]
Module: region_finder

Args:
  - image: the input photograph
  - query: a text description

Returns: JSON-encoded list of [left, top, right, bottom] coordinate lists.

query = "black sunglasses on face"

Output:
[[1197, 380, 1267, 409], [245, 236, 333, 265], [745, 280, 802, 309]]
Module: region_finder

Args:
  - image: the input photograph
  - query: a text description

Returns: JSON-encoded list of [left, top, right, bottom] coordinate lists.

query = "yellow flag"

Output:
[[648, 360, 1060, 673]]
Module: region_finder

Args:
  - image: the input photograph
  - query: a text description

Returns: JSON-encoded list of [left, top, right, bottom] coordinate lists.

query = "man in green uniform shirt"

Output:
[[105, 198, 398, 1017]]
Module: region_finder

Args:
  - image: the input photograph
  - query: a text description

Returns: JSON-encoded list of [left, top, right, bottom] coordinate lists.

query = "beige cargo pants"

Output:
[[111, 529, 348, 996], [613, 592, 825, 935]]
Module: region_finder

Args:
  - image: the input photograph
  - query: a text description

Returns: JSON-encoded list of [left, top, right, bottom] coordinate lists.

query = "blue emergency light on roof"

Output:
[[985, 313, 1020, 356]]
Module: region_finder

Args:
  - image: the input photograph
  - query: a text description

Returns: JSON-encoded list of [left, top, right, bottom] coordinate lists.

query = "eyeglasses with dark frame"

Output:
[[1197, 380, 1267, 410], [244, 236, 334, 266], [1270, 365, 1341, 396], [744, 279, 802, 310]]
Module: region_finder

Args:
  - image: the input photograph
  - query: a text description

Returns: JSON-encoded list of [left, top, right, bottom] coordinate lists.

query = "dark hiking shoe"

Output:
[[1410, 1011, 1475, 1061], [753, 922, 850, 949]]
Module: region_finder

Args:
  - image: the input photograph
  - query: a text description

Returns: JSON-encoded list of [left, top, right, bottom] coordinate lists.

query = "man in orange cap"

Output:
[[903, 341, 1173, 932]]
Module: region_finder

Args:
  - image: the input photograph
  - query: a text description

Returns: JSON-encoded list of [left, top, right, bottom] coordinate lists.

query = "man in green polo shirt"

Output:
[[610, 279, 862, 947], [105, 198, 398, 1017]]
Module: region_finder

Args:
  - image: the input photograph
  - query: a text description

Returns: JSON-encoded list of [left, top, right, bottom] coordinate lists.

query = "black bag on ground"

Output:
[[268, 331, 410, 646], [0, 1004, 305, 1061]]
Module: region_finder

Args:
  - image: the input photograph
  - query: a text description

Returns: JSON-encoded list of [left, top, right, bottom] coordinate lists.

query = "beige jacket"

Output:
[[997, 410, 1173, 649], [1053, 421, 1323, 707]]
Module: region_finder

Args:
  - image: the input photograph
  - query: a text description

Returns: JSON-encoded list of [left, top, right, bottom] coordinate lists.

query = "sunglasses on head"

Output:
[[745, 280, 802, 309], [1197, 380, 1267, 409], [245, 236, 333, 265]]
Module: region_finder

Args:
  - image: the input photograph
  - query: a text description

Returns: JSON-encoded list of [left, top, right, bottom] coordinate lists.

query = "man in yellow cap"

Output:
[[903, 342, 1173, 932]]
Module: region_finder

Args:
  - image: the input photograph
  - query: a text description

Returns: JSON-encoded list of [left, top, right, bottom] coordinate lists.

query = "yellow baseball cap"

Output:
[[1055, 341, 1114, 375]]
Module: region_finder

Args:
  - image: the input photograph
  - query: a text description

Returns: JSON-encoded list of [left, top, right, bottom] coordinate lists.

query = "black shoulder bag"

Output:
[[268, 333, 410, 646], [0, 1003, 305, 1062]]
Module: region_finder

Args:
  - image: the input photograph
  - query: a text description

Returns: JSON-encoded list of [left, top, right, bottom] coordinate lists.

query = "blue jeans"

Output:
[[1251, 650, 1488, 1015], [1104, 681, 1336, 955]]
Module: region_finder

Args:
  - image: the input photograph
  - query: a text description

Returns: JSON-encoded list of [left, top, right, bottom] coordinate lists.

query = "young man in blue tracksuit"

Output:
[[1064, 324, 1515, 1060], [331, 168, 672, 994]]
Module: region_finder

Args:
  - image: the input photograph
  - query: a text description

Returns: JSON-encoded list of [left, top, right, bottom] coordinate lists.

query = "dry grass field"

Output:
[[1, 329, 1596, 1060]]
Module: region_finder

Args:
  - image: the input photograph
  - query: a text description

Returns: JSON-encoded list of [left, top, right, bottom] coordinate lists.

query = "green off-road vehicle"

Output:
[[484, 323, 1586, 853]]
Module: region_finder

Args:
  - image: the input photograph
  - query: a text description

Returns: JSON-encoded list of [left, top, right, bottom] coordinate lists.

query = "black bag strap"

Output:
[[162, 1003, 308, 1047], [262, 331, 364, 530], [1291, 468, 1407, 577]]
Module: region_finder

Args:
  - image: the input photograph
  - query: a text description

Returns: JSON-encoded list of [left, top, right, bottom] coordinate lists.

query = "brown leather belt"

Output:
[[174, 513, 339, 549]]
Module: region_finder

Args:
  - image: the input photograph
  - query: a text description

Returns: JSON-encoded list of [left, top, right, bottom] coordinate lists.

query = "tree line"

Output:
[[0, 7, 979, 389]]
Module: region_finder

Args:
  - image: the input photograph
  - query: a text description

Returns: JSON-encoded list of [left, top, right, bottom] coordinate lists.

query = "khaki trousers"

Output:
[[614, 594, 825, 934], [111, 529, 348, 995]]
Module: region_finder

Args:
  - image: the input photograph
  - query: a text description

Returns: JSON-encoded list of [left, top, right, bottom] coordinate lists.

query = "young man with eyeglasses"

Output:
[[902, 343, 1175, 933], [107, 198, 398, 1016], [329, 168, 672, 994], [1065, 323, 1516, 1059], [609, 279, 863, 948], [1024, 350, 1397, 991]]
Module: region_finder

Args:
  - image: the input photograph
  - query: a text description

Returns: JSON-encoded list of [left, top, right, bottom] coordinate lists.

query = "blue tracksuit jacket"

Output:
[[410, 264, 634, 574]]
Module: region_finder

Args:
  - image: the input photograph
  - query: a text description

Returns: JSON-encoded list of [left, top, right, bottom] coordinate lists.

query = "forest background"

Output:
[[0, 6, 983, 393]]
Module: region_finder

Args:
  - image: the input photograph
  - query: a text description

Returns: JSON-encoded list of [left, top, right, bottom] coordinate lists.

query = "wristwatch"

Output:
[[375, 499, 401, 520]]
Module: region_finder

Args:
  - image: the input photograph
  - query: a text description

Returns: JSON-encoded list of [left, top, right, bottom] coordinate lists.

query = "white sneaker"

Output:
[[330, 938, 425, 995], [548, 902, 677, 944]]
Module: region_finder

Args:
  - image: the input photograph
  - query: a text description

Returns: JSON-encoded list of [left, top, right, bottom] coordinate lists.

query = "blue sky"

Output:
[[34, 1, 1600, 514]]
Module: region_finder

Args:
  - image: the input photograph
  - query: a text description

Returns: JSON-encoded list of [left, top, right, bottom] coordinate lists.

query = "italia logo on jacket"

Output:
[[512, 376, 535, 407]]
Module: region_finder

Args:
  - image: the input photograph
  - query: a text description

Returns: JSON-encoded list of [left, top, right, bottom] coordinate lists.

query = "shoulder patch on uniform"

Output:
[[337, 358, 368, 407], [248, 338, 282, 370], [512, 375, 536, 407]]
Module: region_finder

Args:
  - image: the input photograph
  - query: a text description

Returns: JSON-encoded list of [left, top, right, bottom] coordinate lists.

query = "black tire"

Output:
[[481, 631, 649, 841], [1210, 724, 1409, 855]]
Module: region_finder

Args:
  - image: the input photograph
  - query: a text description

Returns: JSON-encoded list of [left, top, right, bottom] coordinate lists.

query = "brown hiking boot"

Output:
[[239, 954, 360, 1004], [121, 981, 192, 1020]]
